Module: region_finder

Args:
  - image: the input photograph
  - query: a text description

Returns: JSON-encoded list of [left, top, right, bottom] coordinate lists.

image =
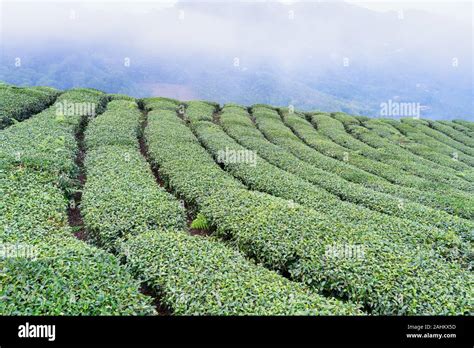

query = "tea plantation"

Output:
[[0, 84, 472, 315]]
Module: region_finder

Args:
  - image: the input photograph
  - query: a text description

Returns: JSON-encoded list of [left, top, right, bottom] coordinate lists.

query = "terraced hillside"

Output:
[[0, 86, 472, 315]]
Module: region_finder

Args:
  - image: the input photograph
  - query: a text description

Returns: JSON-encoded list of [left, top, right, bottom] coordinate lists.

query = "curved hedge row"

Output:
[[441, 121, 474, 138], [107, 93, 136, 102], [351, 116, 474, 185], [365, 119, 474, 184], [219, 108, 474, 243], [185, 101, 216, 122], [191, 117, 467, 261], [85, 100, 142, 150], [400, 118, 474, 157], [82, 102, 186, 250], [376, 118, 474, 170], [81, 100, 359, 315], [143, 101, 472, 315], [282, 109, 427, 188], [279, 109, 474, 219], [122, 230, 360, 315], [310, 113, 473, 192], [1, 235, 154, 315], [250, 106, 474, 239], [0, 89, 108, 179], [0, 91, 156, 315], [254, 108, 401, 189], [218, 107, 473, 257], [0, 85, 61, 129], [141, 97, 181, 111], [452, 120, 474, 134], [430, 120, 474, 148]]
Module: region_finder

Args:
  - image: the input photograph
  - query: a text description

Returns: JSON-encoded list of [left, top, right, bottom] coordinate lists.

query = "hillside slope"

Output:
[[1, 86, 473, 316]]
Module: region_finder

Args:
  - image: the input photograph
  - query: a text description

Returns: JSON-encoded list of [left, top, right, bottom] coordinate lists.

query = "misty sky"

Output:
[[0, 0, 472, 119]]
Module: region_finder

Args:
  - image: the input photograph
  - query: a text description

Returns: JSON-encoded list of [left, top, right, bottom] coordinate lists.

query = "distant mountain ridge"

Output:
[[0, 1, 471, 120]]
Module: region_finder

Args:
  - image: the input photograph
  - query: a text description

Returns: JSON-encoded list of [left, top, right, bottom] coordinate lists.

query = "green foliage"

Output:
[[0, 168, 72, 244], [2, 84, 474, 316], [185, 101, 216, 122], [379, 118, 474, 169], [190, 213, 210, 230], [402, 119, 474, 157], [0, 85, 60, 129], [142, 97, 182, 111], [0, 91, 155, 315], [0, 238, 156, 315], [250, 107, 474, 239], [144, 99, 473, 315], [85, 100, 141, 150], [192, 115, 467, 261], [82, 102, 186, 251], [452, 119, 474, 133], [107, 93, 136, 102], [0, 89, 108, 179], [82, 98, 359, 316], [279, 109, 474, 219], [317, 113, 473, 191], [121, 230, 361, 315], [430, 120, 474, 148]]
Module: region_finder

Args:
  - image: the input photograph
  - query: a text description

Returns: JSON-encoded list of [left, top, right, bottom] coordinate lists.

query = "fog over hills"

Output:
[[0, 0, 472, 119]]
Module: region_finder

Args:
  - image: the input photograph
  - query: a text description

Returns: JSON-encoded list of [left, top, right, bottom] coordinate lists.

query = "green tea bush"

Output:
[[430, 120, 474, 148], [0, 170, 154, 315], [401, 118, 474, 157], [0, 91, 155, 315], [310, 113, 473, 192], [185, 101, 216, 122], [279, 109, 474, 219], [452, 119, 474, 133], [0, 89, 108, 179], [143, 101, 472, 315], [85, 100, 142, 150], [0, 85, 60, 129], [82, 101, 186, 250], [82, 99, 360, 315], [82, 146, 187, 250], [0, 168, 72, 244], [378, 118, 474, 170], [121, 231, 361, 315], [1, 238, 155, 315], [250, 107, 474, 239], [107, 93, 136, 102], [142, 97, 181, 111], [191, 117, 467, 261], [440, 121, 474, 138]]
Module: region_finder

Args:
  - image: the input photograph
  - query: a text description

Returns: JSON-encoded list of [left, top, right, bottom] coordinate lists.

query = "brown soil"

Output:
[[138, 116, 166, 188], [140, 284, 172, 316], [67, 117, 88, 241]]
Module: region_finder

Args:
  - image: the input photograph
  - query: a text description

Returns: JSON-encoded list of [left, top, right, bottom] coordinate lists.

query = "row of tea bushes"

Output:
[[374, 118, 474, 170], [122, 230, 361, 315], [279, 108, 474, 219], [400, 118, 474, 157], [0, 91, 156, 315], [439, 121, 474, 144], [0, 84, 60, 129], [82, 100, 186, 251], [0, 89, 108, 179], [143, 100, 471, 315], [250, 106, 474, 239], [218, 107, 473, 248], [451, 120, 474, 134], [190, 116, 466, 262], [309, 112, 473, 192], [81, 99, 359, 315]]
